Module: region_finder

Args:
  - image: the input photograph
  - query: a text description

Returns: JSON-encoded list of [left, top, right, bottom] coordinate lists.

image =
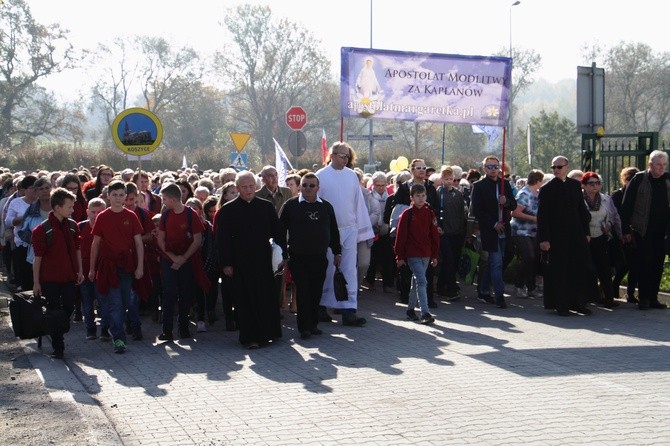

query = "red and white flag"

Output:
[[321, 129, 328, 165]]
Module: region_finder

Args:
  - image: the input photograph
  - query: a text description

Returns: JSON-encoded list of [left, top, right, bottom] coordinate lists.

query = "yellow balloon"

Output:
[[396, 156, 409, 171], [389, 159, 398, 172]]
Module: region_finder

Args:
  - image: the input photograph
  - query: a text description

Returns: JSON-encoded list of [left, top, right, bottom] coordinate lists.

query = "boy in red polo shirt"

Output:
[[88, 180, 144, 354], [32, 188, 85, 359]]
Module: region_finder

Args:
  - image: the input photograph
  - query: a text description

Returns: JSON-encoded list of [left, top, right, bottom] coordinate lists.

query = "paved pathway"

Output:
[[2, 282, 670, 445]]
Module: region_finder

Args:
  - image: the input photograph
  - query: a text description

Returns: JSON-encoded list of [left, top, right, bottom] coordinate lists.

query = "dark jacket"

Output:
[[471, 176, 517, 252]]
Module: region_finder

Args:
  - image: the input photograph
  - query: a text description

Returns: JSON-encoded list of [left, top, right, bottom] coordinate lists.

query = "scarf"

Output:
[[583, 190, 601, 212]]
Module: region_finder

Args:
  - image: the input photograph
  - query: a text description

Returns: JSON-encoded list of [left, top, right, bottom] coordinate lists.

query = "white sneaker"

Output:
[[196, 321, 207, 333], [515, 287, 528, 298]]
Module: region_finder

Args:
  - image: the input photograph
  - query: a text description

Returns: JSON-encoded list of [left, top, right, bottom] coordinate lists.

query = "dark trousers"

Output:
[[437, 233, 465, 293], [195, 270, 220, 321], [289, 254, 327, 333], [13, 245, 32, 290], [41, 281, 75, 353], [612, 244, 637, 298], [161, 259, 195, 333], [365, 235, 395, 288], [3, 240, 13, 278], [588, 235, 614, 301], [220, 275, 235, 320], [634, 230, 666, 304], [513, 236, 539, 290]]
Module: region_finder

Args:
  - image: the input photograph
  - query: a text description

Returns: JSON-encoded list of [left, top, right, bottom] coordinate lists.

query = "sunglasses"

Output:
[[334, 153, 350, 159], [485, 164, 499, 170], [551, 165, 566, 170], [413, 166, 427, 170], [586, 181, 601, 186], [301, 183, 317, 188]]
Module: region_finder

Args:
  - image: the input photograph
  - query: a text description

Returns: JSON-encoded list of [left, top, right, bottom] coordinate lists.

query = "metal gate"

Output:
[[581, 132, 658, 193]]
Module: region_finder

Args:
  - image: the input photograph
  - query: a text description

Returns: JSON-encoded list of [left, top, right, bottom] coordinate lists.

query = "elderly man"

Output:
[[215, 171, 287, 349], [256, 166, 292, 215], [279, 173, 341, 339], [537, 155, 592, 316], [620, 150, 670, 310], [316, 142, 374, 326]]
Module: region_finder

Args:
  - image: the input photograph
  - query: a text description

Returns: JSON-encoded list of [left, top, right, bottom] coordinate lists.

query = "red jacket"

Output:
[[393, 204, 440, 261], [32, 213, 81, 283]]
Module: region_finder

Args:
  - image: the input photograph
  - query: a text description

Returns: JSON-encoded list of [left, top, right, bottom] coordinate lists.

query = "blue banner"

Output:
[[341, 47, 511, 127]]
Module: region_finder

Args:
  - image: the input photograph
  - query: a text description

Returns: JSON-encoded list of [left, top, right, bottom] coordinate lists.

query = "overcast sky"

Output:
[[29, 0, 668, 101]]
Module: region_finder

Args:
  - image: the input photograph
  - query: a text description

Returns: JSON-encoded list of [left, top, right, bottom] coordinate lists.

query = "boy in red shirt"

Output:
[[394, 184, 440, 325], [157, 183, 205, 341], [88, 180, 144, 354], [32, 188, 85, 359], [78, 197, 107, 340]]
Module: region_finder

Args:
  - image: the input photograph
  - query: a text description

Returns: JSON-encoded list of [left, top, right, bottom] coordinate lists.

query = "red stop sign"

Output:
[[286, 106, 307, 130]]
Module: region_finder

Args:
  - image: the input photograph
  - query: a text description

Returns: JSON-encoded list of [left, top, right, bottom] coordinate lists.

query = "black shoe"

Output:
[[86, 328, 97, 340], [478, 294, 494, 304], [300, 331, 311, 340], [132, 327, 143, 341], [650, 301, 668, 309], [51, 350, 64, 359], [574, 307, 593, 315], [406, 309, 419, 321], [318, 308, 334, 323], [310, 328, 323, 335], [639, 300, 650, 310], [342, 313, 366, 327], [420, 313, 435, 325], [556, 309, 571, 316], [495, 296, 507, 309], [179, 327, 191, 339], [626, 294, 639, 304], [158, 332, 174, 342]]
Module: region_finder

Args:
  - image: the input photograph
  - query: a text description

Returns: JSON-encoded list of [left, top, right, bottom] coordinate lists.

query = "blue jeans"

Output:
[[126, 288, 141, 331], [79, 279, 99, 331], [161, 259, 195, 333], [480, 238, 506, 298], [407, 257, 430, 315], [98, 269, 133, 343]]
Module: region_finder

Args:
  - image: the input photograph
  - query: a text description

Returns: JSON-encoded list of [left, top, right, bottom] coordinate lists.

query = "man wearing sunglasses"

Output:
[[471, 156, 517, 309], [537, 155, 593, 316], [279, 173, 342, 339]]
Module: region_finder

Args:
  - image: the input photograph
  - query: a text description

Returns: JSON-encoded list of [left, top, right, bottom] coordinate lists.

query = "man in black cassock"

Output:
[[537, 155, 593, 316], [215, 171, 287, 349]]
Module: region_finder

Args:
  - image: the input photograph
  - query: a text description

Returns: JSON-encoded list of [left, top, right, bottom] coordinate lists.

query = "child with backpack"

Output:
[[78, 197, 107, 340], [393, 183, 440, 325], [156, 183, 205, 341], [32, 188, 84, 359]]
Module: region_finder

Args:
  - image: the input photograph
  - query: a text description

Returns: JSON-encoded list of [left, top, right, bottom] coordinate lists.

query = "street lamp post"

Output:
[[509, 0, 520, 174]]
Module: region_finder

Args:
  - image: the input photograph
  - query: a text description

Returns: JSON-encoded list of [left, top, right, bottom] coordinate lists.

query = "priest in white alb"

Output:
[[316, 142, 375, 326]]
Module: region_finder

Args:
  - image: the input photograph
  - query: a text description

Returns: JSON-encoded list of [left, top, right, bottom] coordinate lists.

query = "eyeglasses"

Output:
[[586, 181, 601, 186], [301, 183, 317, 188], [485, 164, 499, 170], [412, 166, 427, 170], [334, 153, 350, 159], [100, 172, 113, 177], [551, 165, 566, 170]]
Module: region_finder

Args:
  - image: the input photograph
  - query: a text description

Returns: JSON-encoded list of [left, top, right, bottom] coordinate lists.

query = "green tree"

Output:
[[515, 110, 579, 175], [215, 4, 335, 164], [0, 0, 76, 148]]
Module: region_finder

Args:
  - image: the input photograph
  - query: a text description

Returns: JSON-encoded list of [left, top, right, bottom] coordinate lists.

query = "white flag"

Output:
[[273, 138, 293, 187]]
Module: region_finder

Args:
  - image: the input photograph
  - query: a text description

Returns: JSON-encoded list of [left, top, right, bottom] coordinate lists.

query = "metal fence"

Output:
[[581, 132, 659, 193]]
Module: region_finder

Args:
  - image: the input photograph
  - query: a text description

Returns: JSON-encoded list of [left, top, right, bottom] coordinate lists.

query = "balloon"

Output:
[[389, 159, 398, 172], [396, 156, 409, 171]]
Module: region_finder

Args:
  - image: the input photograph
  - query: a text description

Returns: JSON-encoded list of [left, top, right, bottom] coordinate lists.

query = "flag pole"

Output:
[[500, 126, 507, 222]]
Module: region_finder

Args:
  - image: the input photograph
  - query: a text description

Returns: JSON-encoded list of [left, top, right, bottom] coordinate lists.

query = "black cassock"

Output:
[[216, 197, 286, 345], [537, 177, 592, 312]]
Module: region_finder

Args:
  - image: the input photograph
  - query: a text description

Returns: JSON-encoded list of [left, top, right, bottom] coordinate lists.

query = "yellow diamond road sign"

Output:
[[230, 133, 251, 153]]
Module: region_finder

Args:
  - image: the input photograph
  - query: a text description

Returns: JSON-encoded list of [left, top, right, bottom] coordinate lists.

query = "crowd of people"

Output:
[[1, 144, 668, 359]]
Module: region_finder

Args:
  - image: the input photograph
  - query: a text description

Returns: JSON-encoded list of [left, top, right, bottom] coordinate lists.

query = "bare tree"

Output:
[[0, 0, 76, 148], [215, 4, 333, 163]]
